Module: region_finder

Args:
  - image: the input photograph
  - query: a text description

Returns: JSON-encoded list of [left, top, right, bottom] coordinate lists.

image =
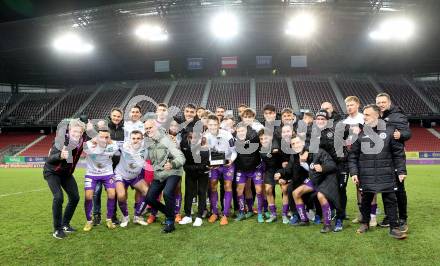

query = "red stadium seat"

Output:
[[405, 126, 440, 152], [20, 133, 56, 156], [0, 132, 43, 150]]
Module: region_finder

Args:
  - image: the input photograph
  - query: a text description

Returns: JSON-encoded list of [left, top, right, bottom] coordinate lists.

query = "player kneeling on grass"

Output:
[[234, 122, 265, 223], [114, 130, 149, 227], [274, 135, 306, 225], [83, 129, 119, 231], [289, 136, 341, 233]]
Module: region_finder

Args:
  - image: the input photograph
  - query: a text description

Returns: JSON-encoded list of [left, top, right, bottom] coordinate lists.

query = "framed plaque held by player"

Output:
[[209, 150, 226, 166]]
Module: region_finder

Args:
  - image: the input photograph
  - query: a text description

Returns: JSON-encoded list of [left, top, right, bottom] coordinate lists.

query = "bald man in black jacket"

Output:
[[349, 104, 407, 239]]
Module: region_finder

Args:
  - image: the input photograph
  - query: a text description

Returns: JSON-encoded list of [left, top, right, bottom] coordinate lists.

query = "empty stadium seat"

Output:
[[376, 76, 432, 115], [293, 76, 342, 113], [0, 92, 12, 117], [82, 87, 129, 119], [335, 75, 378, 108], [8, 93, 62, 125], [43, 87, 96, 125], [0, 132, 42, 150], [168, 79, 206, 111], [20, 133, 56, 156], [206, 78, 250, 116], [415, 80, 440, 109], [405, 125, 440, 152], [256, 78, 291, 121], [131, 82, 170, 114]]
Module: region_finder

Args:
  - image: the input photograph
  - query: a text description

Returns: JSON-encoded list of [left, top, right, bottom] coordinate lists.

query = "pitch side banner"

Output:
[[4, 156, 25, 163], [291, 55, 307, 68], [221, 56, 238, 69], [0, 163, 45, 168], [154, 60, 170, 72], [4, 156, 47, 163], [419, 152, 440, 159], [187, 58, 203, 70], [25, 157, 47, 163], [256, 56, 272, 69]]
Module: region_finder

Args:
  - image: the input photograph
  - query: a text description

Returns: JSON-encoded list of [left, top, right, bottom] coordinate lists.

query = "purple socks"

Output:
[[322, 203, 331, 226], [85, 199, 93, 221], [175, 194, 182, 215], [269, 205, 277, 216], [296, 204, 308, 222], [223, 191, 232, 217], [118, 200, 128, 217]]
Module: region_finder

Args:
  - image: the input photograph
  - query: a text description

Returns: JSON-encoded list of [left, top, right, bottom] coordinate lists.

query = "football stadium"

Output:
[[1, 1, 440, 265]]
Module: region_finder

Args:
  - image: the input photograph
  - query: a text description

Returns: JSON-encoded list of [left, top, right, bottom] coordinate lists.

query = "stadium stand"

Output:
[[131, 81, 170, 114], [0, 132, 42, 150], [43, 87, 96, 125], [82, 87, 128, 119], [1, 93, 26, 121], [334, 75, 378, 107], [405, 125, 440, 152], [206, 78, 250, 116], [2, 76, 440, 126], [415, 80, 440, 109], [20, 133, 55, 156], [376, 76, 432, 115], [255, 77, 291, 120], [0, 92, 12, 117], [168, 79, 206, 110], [7, 93, 62, 125], [292, 75, 342, 113]]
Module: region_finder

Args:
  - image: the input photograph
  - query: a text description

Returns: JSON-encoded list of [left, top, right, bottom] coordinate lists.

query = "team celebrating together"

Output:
[[43, 91, 410, 240]]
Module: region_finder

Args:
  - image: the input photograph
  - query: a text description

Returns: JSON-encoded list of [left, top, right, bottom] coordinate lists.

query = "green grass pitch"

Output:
[[0, 165, 439, 265]]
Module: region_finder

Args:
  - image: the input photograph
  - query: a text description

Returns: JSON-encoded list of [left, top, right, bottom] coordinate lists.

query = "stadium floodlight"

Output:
[[210, 12, 239, 39], [285, 13, 317, 39], [53, 33, 94, 54], [135, 24, 168, 42], [369, 17, 415, 41]]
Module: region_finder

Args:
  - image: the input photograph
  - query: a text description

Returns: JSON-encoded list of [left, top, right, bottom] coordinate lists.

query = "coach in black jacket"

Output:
[[348, 104, 407, 239], [107, 109, 125, 165], [376, 93, 411, 230], [43, 119, 86, 239]]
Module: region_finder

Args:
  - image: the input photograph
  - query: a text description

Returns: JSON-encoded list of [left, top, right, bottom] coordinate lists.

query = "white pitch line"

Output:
[[0, 188, 47, 197]]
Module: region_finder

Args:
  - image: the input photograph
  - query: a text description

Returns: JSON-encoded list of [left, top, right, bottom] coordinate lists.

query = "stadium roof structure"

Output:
[[0, 0, 439, 84]]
